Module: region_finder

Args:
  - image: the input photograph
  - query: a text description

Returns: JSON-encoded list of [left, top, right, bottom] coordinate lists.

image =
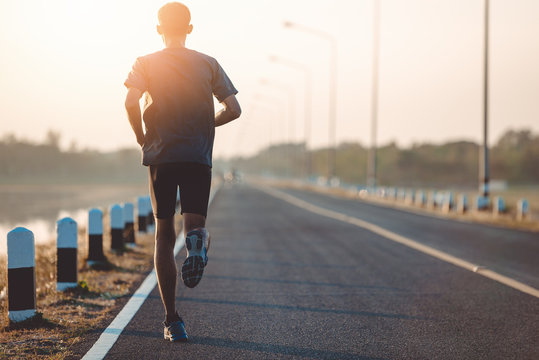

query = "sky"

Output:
[[0, 0, 538, 159]]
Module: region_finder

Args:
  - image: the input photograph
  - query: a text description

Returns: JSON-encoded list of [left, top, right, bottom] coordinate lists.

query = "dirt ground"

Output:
[[0, 214, 182, 359]]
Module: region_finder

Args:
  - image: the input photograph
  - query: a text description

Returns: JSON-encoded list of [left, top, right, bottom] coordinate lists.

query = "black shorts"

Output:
[[149, 162, 212, 218]]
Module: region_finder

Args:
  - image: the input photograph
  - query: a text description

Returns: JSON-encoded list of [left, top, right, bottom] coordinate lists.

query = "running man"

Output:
[[124, 2, 241, 342]]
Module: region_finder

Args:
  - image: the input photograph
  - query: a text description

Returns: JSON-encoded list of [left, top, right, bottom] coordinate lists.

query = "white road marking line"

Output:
[[257, 185, 539, 299], [82, 183, 221, 360]]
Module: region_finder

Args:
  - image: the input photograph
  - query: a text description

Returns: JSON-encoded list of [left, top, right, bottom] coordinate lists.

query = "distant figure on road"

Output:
[[124, 2, 241, 342]]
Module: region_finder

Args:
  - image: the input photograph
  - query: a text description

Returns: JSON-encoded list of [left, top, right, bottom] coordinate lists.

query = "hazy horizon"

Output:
[[1, 126, 536, 158], [1, 0, 538, 158]]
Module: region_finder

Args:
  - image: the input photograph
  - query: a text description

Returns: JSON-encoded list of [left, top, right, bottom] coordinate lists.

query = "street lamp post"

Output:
[[367, 0, 380, 189], [269, 55, 313, 178], [283, 21, 338, 180], [252, 97, 286, 175], [250, 103, 279, 174], [480, 0, 490, 202], [259, 79, 297, 177]]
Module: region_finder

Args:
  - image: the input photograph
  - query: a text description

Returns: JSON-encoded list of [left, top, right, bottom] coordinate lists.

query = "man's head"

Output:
[[157, 2, 193, 37]]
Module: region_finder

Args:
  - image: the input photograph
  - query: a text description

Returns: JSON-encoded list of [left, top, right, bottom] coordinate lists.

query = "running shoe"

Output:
[[181, 228, 210, 288], [163, 318, 188, 342]]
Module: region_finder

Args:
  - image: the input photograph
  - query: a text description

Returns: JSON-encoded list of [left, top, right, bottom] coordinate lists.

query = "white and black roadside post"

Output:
[[442, 192, 454, 213], [137, 196, 147, 233], [123, 202, 135, 248], [398, 189, 406, 202], [427, 190, 436, 209], [110, 204, 124, 253], [87, 208, 105, 265], [7, 227, 36, 322], [457, 194, 468, 214], [516, 199, 529, 221], [415, 190, 426, 207], [405, 190, 415, 205], [146, 196, 155, 233], [391, 187, 397, 200], [57, 218, 78, 291]]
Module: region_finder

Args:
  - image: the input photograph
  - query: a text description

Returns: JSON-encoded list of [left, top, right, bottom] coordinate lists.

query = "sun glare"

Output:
[[1, 0, 538, 156], [0, 0, 166, 149], [35, 1, 153, 62]]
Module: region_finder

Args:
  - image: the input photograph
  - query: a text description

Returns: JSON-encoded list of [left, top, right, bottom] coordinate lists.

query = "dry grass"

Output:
[[0, 213, 183, 359]]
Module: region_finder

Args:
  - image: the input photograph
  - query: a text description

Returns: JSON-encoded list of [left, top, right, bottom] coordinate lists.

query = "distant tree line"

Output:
[[1, 128, 537, 187], [0, 131, 146, 184], [226, 129, 539, 188]]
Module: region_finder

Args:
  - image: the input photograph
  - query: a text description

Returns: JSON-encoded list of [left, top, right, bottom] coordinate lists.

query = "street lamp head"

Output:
[[283, 21, 294, 28]]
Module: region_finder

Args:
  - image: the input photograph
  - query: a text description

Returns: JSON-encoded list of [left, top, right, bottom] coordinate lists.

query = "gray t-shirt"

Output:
[[124, 47, 238, 167]]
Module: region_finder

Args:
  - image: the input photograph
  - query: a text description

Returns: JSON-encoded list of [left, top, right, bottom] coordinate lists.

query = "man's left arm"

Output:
[[125, 87, 145, 146], [215, 94, 241, 127]]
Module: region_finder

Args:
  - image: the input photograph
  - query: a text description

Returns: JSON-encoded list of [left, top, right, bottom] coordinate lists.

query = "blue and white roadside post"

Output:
[[56, 218, 78, 291], [123, 202, 135, 248], [475, 195, 489, 211], [87, 208, 105, 265], [7, 227, 36, 322], [110, 204, 124, 253], [517, 199, 529, 221], [493, 196, 505, 216]]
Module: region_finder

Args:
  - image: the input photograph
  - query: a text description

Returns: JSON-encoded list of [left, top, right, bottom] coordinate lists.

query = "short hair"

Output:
[[158, 2, 191, 36]]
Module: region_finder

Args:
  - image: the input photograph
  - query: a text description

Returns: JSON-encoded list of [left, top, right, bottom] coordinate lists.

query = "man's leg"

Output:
[[177, 162, 211, 288], [154, 216, 180, 323], [183, 213, 205, 233], [149, 163, 189, 341]]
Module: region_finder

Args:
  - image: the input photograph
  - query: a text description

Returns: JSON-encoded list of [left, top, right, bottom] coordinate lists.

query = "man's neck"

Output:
[[163, 35, 187, 49]]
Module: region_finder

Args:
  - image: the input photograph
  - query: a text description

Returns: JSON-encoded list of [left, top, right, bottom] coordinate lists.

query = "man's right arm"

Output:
[[215, 94, 241, 127], [125, 87, 145, 146]]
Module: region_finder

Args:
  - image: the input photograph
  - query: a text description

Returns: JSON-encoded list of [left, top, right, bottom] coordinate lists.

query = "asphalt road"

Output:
[[86, 183, 538, 359]]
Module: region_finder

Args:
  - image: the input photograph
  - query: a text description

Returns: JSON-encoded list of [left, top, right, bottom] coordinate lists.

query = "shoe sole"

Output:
[[181, 232, 207, 288], [181, 256, 205, 288]]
